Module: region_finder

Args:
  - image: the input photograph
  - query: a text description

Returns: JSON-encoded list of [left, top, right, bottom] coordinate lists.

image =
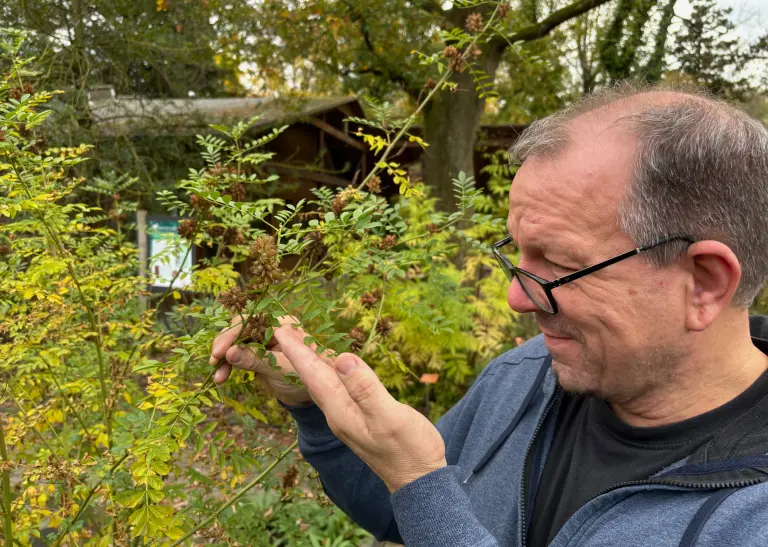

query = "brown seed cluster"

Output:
[[248, 235, 284, 290], [378, 234, 398, 250], [0, 243, 11, 257], [470, 45, 482, 57], [443, 46, 459, 59], [282, 464, 299, 489], [466, 12, 484, 33], [190, 194, 210, 213], [9, 87, 22, 101], [223, 182, 247, 202], [241, 313, 271, 344], [178, 219, 198, 240], [423, 78, 437, 90], [498, 2, 511, 18], [426, 223, 440, 234], [376, 317, 393, 337], [218, 286, 248, 312], [331, 194, 348, 216], [349, 327, 367, 352], [224, 227, 247, 245], [366, 175, 382, 194], [207, 225, 225, 239], [360, 287, 383, 309]]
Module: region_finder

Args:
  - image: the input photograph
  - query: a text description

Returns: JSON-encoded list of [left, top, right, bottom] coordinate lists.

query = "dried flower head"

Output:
[[424, 78, 437, 90], [471, 45, 482, 57], [22, 83, 34, 96], [466, 12, 484, 33], [449, 56, 467, 73], [223, 182, 247, 202], [241, 313, 271, 344], [207, 225, 225, 239], [443, 46, 459, 59], [190, 194, 210, 213], [378, 234, 398, 250], [367, 263, 376, 274], [248, 235, 284, 290], [218, 286, 248, 312], [360, 287, 383, 309], [349, 327, 367, 352], [366, 175, 382, 194], [498, 2, 511, 18], [224, 228, 247, 246], [376, 317, 393, 337], [331, 194, 348, 216], [178, 219, 198, 240], [9, 87, 22, 101], [282, 464, 299, 489], [0, 243, 11, 257], [426, 223, 440, 234]]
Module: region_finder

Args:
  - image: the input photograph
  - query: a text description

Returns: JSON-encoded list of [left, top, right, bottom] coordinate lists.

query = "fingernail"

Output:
[[336, 355, 358, 376]]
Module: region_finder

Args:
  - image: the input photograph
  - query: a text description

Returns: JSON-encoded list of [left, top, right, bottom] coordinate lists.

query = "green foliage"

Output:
[[0, 27, 537, 545]]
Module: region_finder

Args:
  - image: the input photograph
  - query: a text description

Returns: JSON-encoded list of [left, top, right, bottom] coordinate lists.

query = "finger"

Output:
[[273, 327, 348, 410], [210, 316, 246, 364], [225, 344, 275, 374], [213, 362, 231, 384], [333, 353, 391, 414]]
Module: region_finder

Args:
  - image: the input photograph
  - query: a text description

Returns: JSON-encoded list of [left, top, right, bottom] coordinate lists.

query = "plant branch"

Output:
[[0, 418, 12, 547], [169, 439, 299, 546], [13, 164, 112, 449], [498, 0, 614, 49]]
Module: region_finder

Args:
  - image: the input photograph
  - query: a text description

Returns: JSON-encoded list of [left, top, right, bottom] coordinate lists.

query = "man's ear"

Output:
[[684, 240, 741, 331]]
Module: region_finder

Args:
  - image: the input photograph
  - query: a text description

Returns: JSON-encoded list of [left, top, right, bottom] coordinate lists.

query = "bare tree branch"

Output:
[[492, 0, 615, 52]]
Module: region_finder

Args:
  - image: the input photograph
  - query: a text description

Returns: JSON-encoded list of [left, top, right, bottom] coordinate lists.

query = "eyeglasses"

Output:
[[492, 235, 695, 314]]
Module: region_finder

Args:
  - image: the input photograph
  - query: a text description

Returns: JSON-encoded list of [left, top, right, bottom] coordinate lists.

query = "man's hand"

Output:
[[272, 324, 447, 493], [209, 316, 313, 407]]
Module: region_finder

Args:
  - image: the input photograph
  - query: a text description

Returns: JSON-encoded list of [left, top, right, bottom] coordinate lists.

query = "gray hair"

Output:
[[509, 82, 768, 307]]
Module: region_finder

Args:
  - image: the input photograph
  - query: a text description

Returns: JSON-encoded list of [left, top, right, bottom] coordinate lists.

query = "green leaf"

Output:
[[324, 212, 336, 222]]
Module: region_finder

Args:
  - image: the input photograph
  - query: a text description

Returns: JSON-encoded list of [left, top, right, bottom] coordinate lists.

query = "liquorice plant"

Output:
[[0, 1, 536, 541]]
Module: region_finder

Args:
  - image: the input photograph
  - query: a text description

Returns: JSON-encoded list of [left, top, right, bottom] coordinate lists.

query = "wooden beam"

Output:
[[268, 164, 351, 187], [309, 117, 366, 151]]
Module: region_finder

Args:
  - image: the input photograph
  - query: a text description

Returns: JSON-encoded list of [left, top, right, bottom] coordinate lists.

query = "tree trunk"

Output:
[[422, 50, 503, 211]]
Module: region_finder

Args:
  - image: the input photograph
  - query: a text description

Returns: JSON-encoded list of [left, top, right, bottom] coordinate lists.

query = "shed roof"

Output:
[[89, 95, 363, 137]]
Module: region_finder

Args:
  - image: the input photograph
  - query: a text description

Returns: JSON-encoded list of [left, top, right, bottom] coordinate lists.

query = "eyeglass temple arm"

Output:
[[549, 236, 694, 289]]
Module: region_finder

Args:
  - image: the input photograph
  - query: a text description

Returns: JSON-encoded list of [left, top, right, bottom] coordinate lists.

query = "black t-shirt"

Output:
[[527, 368, 768, 547]]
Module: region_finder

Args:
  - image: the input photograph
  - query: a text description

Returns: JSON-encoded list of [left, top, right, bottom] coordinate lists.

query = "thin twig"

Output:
[[169, 440, 299, 546]]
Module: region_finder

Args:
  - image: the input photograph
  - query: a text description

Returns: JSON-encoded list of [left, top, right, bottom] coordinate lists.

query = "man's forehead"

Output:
[[508, 126, 633, 247]]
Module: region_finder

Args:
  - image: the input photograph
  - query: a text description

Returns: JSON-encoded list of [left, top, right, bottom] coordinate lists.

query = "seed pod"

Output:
[[218, 286, 248, 312], [178, 219, 198, 240], [466, 13, 484, 33], [349, 327, 367, 352]]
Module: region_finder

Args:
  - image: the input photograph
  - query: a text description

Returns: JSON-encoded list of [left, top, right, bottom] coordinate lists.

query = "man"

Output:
[[210, 84, 768, 546]]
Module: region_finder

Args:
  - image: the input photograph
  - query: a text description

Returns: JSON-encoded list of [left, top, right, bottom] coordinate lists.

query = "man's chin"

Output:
[[550, 358, 599, 396]]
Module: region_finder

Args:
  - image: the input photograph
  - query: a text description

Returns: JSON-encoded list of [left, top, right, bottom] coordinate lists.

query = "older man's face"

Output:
[[506, 119, 689, 403]]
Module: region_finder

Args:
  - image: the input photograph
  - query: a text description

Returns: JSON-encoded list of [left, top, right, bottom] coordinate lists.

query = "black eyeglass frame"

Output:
[[492, 235, 695, 314]]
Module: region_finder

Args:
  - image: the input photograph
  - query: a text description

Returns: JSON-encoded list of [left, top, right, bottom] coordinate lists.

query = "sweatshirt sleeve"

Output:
[[282, 401, 403, 543], [390, 465, 498, 547], [282, 357, 502, 545]]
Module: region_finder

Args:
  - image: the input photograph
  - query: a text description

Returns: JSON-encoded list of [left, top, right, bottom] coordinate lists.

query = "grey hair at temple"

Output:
[[509, 82, 768, 307]]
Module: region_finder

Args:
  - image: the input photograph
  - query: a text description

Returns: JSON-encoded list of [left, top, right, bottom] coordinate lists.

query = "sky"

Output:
[[676, 0, 767, 40]]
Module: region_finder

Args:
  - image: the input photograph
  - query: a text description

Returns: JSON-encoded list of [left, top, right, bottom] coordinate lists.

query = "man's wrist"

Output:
[[385, 459, 448, 493]]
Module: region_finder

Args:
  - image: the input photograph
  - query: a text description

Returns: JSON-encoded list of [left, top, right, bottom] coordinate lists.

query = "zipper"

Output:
[[519, 387, 562, 547], [547, 466, 766, 547]]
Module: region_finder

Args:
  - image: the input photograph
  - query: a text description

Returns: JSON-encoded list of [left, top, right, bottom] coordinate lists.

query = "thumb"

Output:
[[335, 353, 389, 413]]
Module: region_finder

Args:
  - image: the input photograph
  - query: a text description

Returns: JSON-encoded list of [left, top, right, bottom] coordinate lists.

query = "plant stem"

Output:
[[354, 4, 502, 195], [0, 418, 13, 546], [362, 291, 386, 356], [169, 439, 298, 546], [52, 452, 130, 547], [13, 166, 112, 449]]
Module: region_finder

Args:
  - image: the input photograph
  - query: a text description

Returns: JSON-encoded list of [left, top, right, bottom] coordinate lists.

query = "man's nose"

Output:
[[507, 276, 541, 314]]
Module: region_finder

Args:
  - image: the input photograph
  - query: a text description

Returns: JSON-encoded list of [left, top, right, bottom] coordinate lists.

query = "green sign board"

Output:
[[147, 219, 193, 289]]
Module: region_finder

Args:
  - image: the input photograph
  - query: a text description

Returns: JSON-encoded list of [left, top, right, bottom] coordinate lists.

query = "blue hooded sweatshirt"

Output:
[[285, 316, 768, 546]]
